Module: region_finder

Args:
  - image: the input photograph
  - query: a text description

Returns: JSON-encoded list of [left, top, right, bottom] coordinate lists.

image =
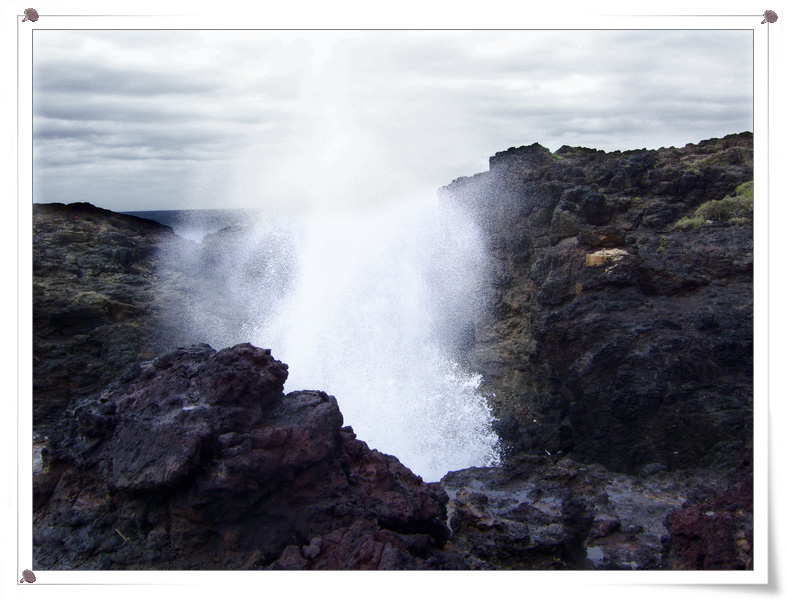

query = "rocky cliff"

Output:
[[33, 203, 297, 437], [32, 132, 754, 570], [33, 203, 196, 435], [33, 342, 752, 571], [440, 132, 753, 475]]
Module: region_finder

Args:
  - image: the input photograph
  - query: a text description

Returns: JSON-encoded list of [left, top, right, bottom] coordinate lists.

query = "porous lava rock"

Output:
[[32, 133, 756, 571], [440, 132, 753, 474], [441, 452, 749, 570], [33, 203, 193, 436], [664, 444, 753, 569], [33, 343, 460, 570], [33, 203, 297, 440]]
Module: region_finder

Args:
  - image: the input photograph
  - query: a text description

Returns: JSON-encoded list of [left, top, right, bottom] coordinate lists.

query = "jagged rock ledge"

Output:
[[33, 342, 753, 570], [32, 132, 755, 570], [34, 343, 462, 570], [33, 202, 193, 436], [440, 448, 752, 569]]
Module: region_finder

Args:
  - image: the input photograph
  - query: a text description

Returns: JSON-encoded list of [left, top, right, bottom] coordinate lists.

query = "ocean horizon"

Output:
[[122, 208, 259, 242]]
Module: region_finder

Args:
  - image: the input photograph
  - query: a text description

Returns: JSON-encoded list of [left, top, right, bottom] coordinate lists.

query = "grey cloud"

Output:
[[36, 99, 198, 125], [34, 96, 290, 131], [35, 61, 220, 96], [32, 30, 753, 211]]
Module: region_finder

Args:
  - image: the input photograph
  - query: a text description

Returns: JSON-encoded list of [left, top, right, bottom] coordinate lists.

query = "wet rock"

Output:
[[34, 343, 459, 570], [441, 453, 737, 570], [639, 463, 668, 478], [665, 445, 753, 569], [440, 132, 753, 474]]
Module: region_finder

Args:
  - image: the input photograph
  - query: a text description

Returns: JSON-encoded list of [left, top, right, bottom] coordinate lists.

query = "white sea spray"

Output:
[[258, 200, 500, 480], [162, 198, 499, 481]]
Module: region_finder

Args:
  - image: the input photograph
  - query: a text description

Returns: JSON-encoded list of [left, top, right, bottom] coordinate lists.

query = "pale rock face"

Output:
[[585, 248, 629, 267]]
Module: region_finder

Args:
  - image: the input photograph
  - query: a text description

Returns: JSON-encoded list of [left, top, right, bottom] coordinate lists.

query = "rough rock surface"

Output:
[[33, 203, 296, 439], [33, 203, 193, 436], [33, 343, 460, 570], [32, 133, 755, 571], [664, 443, 753, 569], [441, 450, 752, 570], [440, 132, 753, 474]]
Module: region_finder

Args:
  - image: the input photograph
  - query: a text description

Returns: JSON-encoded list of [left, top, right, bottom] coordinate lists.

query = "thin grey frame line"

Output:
[[765, 21, 771, 584], [25, 13, 766, 17], [22, 23, 765, 581], [17, 14, 22, 586], [24, 27, 757, 31], [632, 14, 761, 17], [22, 582, 190, 585], [23, 15, 170, 17]]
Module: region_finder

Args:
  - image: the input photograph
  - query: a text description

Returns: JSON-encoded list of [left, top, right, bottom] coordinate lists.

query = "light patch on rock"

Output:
[[585, 248, 629, 267]]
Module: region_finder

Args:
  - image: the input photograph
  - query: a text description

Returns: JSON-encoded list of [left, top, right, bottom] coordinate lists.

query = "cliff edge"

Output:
[[440, 132, 753, 475]]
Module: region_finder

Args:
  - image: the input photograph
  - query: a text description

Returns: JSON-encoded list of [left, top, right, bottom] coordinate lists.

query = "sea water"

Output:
[[124, 209, 260, 242]]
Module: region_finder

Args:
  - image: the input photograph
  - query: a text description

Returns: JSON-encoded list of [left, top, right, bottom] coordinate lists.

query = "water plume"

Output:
[[163, 197, 499, 481], [160, 33, 499, 481], [258, 199, 498, 481]]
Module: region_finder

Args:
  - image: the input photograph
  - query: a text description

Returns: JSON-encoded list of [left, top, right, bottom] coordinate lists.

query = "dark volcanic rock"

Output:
[[33, 203, 298, 439], [440, 132, 753, 474], [664, 444, 753, 569], [33, 203, 193, 437], [32, 133, 755, 571], [441, 453, 743, 570], [33, 343, 460, 570]]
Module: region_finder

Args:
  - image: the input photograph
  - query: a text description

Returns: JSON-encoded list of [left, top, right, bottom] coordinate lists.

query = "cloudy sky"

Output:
[[32, 29, 753, 213]]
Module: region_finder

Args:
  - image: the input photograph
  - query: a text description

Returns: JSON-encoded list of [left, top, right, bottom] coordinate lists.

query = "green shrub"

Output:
[[695, 195, 753, 221], [735, 180, 753, 196], [674, 215, 706, 230], [673, 180, 753, 230]]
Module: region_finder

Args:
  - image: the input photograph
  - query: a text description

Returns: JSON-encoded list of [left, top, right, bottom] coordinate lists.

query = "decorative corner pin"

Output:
[[22, 8, 39, 21], [20, 569, 36, 583], [761, 10, 778, 23]]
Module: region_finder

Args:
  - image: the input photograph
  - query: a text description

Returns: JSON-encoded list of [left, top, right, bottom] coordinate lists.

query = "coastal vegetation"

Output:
[[674, 180, 753, 230]]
